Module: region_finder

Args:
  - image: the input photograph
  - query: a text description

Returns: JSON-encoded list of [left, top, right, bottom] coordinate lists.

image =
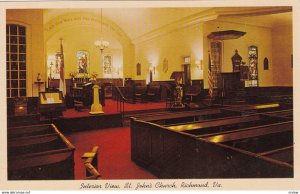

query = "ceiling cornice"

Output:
[[132, 8, 218, 45], [132, 6, 292, 45], [215, 6, 292, 17]]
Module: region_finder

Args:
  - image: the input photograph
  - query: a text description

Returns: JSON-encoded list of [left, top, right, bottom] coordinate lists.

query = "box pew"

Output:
[[8, 124, 75, 180], [132, 108, 243, 125], [168, 114, 290, 137], [8, 134, 65, 157], [223, 103, 291, 114], [202, 122, 293, 173], [261, 109, 293, 119], [131, 117, 293, 178], [8, 124, 55, 139]]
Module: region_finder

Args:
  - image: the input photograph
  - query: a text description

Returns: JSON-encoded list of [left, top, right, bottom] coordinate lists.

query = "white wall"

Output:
[[134, 23, 204, 83], [203, 20, 276, 88], [134, 17, 292, 88], [271, 24, 293, 86]]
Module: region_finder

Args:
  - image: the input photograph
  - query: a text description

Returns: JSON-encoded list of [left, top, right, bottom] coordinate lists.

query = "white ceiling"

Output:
[[44, 8, 292, 40], [44, 8, 209, 40], [218, 12, 292, 28]]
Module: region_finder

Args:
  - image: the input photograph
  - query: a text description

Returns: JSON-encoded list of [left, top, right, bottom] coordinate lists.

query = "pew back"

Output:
[[7, 124, 75, 180]]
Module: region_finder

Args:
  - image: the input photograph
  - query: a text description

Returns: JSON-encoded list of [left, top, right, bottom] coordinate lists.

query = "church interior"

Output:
[[6, 6, 294, 180]]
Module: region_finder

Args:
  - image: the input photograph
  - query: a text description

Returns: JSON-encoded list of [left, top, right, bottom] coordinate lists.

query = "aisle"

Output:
[[66, 126, 157, 180]]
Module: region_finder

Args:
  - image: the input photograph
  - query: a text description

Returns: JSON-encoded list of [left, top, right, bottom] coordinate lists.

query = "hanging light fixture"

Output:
[[94, 8, 109, 54]]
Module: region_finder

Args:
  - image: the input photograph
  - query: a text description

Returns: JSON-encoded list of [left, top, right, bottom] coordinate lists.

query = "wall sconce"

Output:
[[195, 60, 203, 70], [149, 65, 155, 75], [114, 65, 120, 75]]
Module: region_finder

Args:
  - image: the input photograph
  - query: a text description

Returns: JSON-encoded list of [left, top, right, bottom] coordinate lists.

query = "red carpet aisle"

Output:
[[66, 127, 157, 179], [63, 99, 166, 118]]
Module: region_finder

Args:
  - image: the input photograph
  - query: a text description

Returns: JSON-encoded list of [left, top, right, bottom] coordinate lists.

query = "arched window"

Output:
[[6, 24, 27, 97], [264, 57, 269, 70]]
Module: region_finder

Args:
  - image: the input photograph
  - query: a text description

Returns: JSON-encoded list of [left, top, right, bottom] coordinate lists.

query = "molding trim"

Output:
[[132, 8, 217, 45], [132, 6, 292, 45]]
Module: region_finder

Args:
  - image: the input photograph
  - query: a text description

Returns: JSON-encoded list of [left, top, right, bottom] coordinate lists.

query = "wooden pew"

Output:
[[261, 109, 293, 119], [146, 84, 161, 102], [203, 122, 293, 168], [8, 124, 54, 139], [134, 86, 147, 103], [8, 124, 75, 180], [167, 114, 290, 137], [7, 113, 41, 127], [8, 134, 64, 157], [131, 115, 293, 178], [223, 103, 291, 114], [132, 108, 243, 125]]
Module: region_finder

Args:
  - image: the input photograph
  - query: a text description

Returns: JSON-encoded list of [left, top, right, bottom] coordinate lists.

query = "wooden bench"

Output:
[[204, 122, 293, 166], [261, 109, 293, 119], [167, 114, 290, 137], [7, 113, 41, 127], [146, 84, 161, 102], [132, 108, 244, 125], [134, 86, 147, 103], [8, 124, 55, 139], [224, 103, 291, 113], [8, 124, 75, 180]]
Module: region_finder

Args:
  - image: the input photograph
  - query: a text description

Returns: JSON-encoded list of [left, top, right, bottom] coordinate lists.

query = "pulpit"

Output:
[[219, 72, 245, 104]]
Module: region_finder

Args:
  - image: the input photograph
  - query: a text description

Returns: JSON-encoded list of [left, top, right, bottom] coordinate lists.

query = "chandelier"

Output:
[[94, 8, 109, 54]]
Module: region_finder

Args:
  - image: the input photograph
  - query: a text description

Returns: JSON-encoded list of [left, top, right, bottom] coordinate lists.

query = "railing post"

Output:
[[81, 146, 100, 179]]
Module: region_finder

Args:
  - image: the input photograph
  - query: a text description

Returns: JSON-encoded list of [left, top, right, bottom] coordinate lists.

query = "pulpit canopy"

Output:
[[207, 30, 246, 40], [170, 71, 183, 80]]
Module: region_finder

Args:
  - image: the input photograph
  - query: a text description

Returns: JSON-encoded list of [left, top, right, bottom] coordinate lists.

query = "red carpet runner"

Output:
[[66, 127, 157, 180]]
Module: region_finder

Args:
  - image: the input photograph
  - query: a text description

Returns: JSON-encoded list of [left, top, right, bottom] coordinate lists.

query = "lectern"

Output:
[[39, 91, 66, 120]]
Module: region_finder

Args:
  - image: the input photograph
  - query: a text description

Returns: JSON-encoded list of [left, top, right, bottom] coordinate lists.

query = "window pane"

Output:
[[11, 54, 18, 61], [18, 26, 26, 35], [19, 45, 26, 53], [10, 25, 17, 34], [7, 72, 10, 79], [19, 62, 26, 70], [11, 62, 18, 70], [20, 89, 26, 97], [11, 89, 18, 97], [19, 54, 26, 62], [19, 71, 26, 79], [11, 71, 18, 79], [6, 36, 9, 43], [10, 44, 18, 53], [19, 36, 26, 44], [19, 80, 26, 88], [12, 80, 18, 88], [6, 53, 10, 61], [10, 36, 17, 44], [6, 62, 10, 70], [7, 80, 10, 88]]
